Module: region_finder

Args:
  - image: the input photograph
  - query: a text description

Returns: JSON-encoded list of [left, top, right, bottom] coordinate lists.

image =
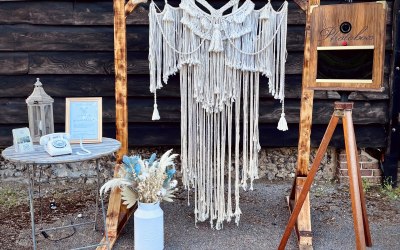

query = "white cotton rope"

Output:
[[152, 91, 160, 120], [148, 0, 289, 229]]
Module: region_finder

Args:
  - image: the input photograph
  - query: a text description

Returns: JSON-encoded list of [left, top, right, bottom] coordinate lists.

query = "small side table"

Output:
[[2, 137, 121, 250]]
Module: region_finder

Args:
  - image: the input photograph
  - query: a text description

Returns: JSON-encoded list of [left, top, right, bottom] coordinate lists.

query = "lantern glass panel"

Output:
[[33, 106, 42, 138], [44, 104, 54, 134]]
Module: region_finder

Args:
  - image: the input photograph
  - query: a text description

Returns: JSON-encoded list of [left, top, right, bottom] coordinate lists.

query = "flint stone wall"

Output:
[[0, 147, 337, 184]]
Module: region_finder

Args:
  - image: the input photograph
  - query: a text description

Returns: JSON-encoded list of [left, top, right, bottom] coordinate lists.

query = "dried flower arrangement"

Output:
[[100, 149, 178, 207]]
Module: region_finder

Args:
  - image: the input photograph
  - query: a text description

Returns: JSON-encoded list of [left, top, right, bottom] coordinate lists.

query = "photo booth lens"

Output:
[[340, 22, 352, 33]]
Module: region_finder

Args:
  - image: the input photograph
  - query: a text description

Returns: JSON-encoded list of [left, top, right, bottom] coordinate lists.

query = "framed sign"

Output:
[[66, 97, 102, 143]]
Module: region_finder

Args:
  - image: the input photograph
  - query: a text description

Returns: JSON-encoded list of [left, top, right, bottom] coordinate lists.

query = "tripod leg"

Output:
[[353, 131, 373, 246], [343, 110, 366, 250], [278, 115, 339, 250]]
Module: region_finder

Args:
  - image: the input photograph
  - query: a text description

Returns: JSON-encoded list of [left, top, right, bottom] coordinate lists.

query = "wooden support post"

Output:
[[114, 0, 128, 161], [286, 177, 312, 249], [97, 0, 143, 249], [295, 177, 312, 246], [294, 0, 307, 12], [289, 0, 319, 248], [125, 0, 146, 17]]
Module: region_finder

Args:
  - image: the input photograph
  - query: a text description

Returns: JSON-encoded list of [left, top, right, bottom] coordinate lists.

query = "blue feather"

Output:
[[166, 168, 176, 179], [148, 153, 157, 166], [122, 155, 133, 173], [134, 163, 141, 175]]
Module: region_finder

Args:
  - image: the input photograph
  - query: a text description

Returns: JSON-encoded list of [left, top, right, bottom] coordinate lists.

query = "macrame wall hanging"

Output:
[[148, 0, 289, 229]]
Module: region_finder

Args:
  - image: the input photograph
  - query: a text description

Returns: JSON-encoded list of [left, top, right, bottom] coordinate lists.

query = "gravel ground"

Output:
[[113, 179, 400, 250], [2, 179, 399, 249]]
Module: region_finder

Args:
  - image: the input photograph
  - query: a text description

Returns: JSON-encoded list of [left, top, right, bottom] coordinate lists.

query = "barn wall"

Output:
[[0, 0, 393, 148]]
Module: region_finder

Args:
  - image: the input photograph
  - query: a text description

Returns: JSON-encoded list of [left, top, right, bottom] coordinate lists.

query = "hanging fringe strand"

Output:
[[148, 0, 289, 228]]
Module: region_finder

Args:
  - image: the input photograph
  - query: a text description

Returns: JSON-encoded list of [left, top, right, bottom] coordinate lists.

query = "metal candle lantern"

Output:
[[26, 78, 54, 143]]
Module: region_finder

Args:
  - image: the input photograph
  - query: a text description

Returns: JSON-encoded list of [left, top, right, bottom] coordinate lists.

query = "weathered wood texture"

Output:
[[0, 123, 387, 148], [0, 1, 393, 26], [0, 0, 393, 149], [0, 74, 390, 99], [113, 0, 128, 160], [0, 51, 393, 75], [0, 25, 393, 52], [0, 97, 389, 124], [293, 1, 320, 245]]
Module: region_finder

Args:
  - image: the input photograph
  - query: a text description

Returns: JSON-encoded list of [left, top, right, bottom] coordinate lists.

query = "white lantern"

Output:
[[26, 78, 54, 143]]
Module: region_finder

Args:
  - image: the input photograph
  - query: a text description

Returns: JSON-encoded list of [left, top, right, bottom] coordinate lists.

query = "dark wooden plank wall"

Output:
[[0, 0, 393, 148]]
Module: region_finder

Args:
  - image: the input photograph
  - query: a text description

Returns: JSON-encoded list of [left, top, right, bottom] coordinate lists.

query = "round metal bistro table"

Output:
[[2, 137, 121, 250]]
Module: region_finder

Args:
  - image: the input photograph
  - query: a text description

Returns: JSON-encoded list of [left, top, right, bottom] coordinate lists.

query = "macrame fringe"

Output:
[[148, 0, 289, 229]]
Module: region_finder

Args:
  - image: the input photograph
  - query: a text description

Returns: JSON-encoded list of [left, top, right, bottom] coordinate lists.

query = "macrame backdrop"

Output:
[[148, 0, 288, 229]]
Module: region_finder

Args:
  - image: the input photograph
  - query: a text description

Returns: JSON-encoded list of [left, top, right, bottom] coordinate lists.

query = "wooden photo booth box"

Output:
[[306, 2, 387, 91]]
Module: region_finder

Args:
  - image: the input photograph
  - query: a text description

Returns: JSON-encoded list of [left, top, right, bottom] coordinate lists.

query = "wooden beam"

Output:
[[295, 177, 312, 246], [294, 0, 307, 12], [21, 49, 393, 75], [0, 97, 391, 125], [125, 0, 147, 17], [114, 0, 128, 162], [290, 0, 320, 248], [0, 1, 393, 26], [297, 0, 319, 177], [98, 0, 130, 248], [0, 53, 28, 75], [98, 1, 149, 248]]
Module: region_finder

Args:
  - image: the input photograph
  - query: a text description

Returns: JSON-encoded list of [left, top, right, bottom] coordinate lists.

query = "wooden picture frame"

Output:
[[306, 2, 387, 91], [65, 97, 102, 143]]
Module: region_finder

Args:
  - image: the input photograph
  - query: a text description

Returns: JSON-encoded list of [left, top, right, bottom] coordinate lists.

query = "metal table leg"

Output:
[[28, 163, 37, 250], [26, 160, 110, 250], [97, 159, 110, 249], [94, 159, 100, 231]]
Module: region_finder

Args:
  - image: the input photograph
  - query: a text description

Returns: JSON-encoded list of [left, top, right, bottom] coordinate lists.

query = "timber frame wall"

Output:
[[0, 0, 394, 149]]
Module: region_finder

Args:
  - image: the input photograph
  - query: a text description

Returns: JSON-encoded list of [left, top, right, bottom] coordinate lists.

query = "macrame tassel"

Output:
[[259, 6, 270, 20], [277, 113, 288, 131], [277, 98, 288, 131], [162, 6, 174, 22], [152, 91, 160, 120], [209, 24, 224, 52], [152, 104, 160, 120]]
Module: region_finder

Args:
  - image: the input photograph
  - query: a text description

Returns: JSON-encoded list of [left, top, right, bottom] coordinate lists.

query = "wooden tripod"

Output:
[[279, 100, 372, 250]]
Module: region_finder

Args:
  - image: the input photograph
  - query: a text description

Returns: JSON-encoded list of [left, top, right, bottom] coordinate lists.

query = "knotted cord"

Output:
[[148, 0, 289, 229]]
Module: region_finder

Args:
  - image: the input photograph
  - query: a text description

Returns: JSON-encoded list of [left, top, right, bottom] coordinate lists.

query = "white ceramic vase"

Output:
[[134, 202, 164, 250]]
